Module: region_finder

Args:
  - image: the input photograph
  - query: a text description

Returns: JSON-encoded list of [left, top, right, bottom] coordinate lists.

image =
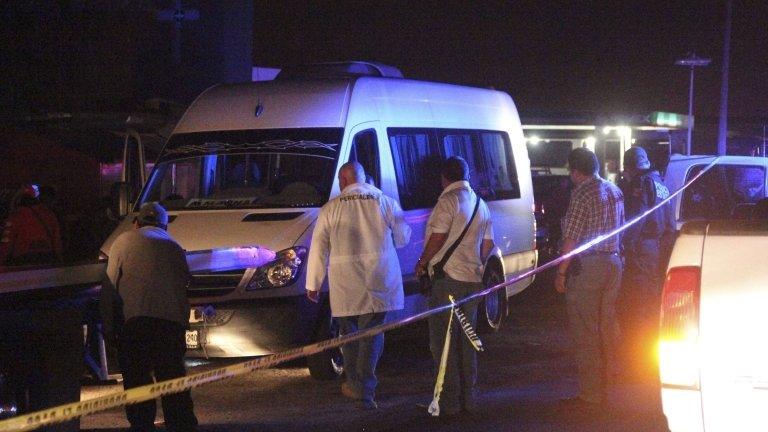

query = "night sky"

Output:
[[2, 1, 767, 154], [254, 1, 768, 149]]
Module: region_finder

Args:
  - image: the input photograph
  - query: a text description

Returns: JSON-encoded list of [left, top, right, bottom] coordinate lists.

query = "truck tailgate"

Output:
[[699, 226, 768, 431]]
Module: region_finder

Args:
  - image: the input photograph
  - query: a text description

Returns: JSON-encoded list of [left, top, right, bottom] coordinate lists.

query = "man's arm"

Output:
[[555, 237, 577, 293], [480, 239, 494, 262], [556, 191, 585, 293], [305, 209, 331, 303], [386, 198, 411, 248], [101, 238, 124, 341], [479, 207, 495, 263], [416, 232, 448, 276]]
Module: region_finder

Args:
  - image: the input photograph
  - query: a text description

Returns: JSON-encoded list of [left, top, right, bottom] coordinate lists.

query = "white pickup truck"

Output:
[[660, 155, 768, 431], [660, 219, 768, 431]]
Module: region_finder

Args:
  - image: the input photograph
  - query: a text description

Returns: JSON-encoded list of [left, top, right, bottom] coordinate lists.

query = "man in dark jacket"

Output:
[[102, 202, 197, 431], [620, 146, 674, 299], [618, 146, 675, 379]]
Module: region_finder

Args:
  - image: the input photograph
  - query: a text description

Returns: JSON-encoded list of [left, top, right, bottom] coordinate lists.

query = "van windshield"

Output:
[[138, 128, 342, 210]]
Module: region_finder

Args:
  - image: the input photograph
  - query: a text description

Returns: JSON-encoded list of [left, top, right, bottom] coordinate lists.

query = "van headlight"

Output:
[[245, 247, 307, 290]]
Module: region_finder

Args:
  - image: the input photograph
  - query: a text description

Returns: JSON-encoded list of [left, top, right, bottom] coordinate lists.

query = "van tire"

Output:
[[478, 264, 506, 333], [307, 314, 344, 380]]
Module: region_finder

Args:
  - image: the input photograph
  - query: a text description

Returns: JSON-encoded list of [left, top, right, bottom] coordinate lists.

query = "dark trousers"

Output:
[[428, 276, 482, 415], [0, 308, 82, 432], [622, 239, 663, 317], [620, 239, 663, 379], [118, 317, 197, 432]]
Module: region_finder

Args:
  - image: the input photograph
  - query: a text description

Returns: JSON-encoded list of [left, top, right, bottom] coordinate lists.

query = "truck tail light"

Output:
[[659, 266, 701, 389]]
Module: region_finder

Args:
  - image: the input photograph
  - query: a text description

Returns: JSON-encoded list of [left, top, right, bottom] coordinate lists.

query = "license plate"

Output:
[[185, 330, 199, 349]]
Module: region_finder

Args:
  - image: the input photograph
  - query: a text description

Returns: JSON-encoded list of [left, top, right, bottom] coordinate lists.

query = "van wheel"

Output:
[[307, 315, 344, 380], [478, 265, 506, 333]]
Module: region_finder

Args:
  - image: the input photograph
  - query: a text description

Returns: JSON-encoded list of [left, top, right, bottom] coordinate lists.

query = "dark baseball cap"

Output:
[[624, 146, 651, 170], [135, 202, 168, 227]]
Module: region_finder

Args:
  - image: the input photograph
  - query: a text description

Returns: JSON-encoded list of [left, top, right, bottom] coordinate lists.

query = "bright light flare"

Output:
[[659, 266, 701, 389], [528, 135, 541, 145], [584, 136, 596, 151], [659, 334, 700, 388]]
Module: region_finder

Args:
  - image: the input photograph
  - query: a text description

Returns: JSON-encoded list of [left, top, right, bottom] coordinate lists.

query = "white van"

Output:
[[100, 62, 538, 378]]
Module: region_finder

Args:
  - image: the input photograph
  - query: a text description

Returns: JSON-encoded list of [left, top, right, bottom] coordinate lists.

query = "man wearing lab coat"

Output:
[[306, 161, 411, 409]]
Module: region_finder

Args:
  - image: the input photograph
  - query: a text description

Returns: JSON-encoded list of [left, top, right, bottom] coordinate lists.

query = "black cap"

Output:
[[624, 146, 651, 170]]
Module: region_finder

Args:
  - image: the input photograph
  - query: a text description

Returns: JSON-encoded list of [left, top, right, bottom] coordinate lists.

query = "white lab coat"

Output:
[[306, 182, 411, 317]]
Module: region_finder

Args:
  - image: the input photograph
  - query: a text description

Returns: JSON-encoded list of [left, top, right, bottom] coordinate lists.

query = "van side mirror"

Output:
[[111, 182, 133, 218]]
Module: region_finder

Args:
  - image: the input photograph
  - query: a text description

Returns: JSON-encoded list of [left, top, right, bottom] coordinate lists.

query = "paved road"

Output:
[[80, 273, 669, 431]]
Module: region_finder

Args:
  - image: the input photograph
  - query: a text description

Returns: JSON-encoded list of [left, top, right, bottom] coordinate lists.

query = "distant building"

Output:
[[522, 112, 688, 182]]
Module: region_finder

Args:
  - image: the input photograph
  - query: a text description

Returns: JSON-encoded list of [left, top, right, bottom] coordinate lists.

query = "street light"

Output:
[[675, 53, 711, 155]]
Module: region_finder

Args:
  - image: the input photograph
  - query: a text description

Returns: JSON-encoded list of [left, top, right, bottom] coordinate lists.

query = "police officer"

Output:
[[620, 147, 673, 310], [619, 146, 674, 378]]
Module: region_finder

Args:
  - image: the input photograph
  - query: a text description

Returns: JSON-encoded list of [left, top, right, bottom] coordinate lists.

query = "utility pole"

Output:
[[717, 0, 732, 156], [675, 54, 711, 155], [156, 0, 200, 65]]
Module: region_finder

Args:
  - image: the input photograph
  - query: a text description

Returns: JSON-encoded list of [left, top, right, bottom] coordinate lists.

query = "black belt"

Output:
[[581, 250, 619, 257]]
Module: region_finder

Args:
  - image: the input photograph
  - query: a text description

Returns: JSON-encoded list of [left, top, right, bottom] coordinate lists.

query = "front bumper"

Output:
[[185, 295, 322, 358]]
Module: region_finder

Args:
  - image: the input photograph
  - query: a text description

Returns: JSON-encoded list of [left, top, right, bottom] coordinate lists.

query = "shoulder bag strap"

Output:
[[435, 195, 481, 269]]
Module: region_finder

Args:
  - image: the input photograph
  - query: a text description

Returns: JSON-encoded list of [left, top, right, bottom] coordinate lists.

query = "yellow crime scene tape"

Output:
[[0, 157, 721, 432], [428, 294, 484, 417]]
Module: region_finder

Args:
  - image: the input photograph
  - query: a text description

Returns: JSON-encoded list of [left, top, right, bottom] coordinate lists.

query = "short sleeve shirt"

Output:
[[563, 175, 624, 253], [425, 181, 494, 283]]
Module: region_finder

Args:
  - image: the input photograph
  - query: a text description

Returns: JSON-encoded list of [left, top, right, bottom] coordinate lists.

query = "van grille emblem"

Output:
[[254, 103, 265, 118]]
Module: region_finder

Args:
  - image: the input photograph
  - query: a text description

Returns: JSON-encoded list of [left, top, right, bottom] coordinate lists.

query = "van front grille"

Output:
[[188, 272, 243, 298]]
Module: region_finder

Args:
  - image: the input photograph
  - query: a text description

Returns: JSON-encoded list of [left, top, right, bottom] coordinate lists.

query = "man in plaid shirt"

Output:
[[555, 147, 624, 414]]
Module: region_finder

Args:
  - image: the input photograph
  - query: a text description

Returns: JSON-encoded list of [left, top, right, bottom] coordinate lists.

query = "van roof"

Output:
[[172, 76, 519, 135]]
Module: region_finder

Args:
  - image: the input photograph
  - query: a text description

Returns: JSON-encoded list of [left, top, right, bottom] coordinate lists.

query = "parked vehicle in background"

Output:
[[664, 154, 768, 228], [100, 62, 538, 379], [531, 174, 570, 263]]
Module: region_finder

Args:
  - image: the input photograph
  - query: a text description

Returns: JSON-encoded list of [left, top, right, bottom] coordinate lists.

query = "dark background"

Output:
[[1, 1, 767, 153]]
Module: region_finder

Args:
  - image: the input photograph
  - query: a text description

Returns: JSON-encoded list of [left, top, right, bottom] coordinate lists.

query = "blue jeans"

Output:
[[338, 312, 387, 402]]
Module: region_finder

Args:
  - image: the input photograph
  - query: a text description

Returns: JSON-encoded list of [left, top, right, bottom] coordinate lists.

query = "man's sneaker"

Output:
[[341, 382, 363, 400]]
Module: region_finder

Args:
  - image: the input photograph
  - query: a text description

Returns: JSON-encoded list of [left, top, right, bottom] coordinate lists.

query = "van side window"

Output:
[[681, 164, 765, 220], [388, 128, 520, 210], [387, 128, 442, 210], [349, 129, 380, 187], [439, 130, 520, 202]]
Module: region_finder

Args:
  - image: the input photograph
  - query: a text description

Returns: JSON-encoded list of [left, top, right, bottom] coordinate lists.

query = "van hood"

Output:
[[101, 208, 318, 271]]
